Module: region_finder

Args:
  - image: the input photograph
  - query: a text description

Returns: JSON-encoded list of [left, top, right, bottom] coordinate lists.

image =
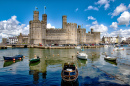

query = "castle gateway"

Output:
[[29, 11, 100, 45]]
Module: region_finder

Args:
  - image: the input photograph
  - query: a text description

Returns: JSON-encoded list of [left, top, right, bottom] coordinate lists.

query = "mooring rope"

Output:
[[91, 64, 128, 85]]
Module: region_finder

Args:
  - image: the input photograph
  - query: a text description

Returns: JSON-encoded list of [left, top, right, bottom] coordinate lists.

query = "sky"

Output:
[[0, 0, 130, 42]]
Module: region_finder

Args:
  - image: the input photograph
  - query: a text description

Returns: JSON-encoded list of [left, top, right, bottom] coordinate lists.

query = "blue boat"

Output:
[[3, 55, 23, 61]]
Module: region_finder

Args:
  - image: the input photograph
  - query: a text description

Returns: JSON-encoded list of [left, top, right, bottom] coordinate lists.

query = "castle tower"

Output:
[[41, 14, 47, 45], [62, 15, 67, 29], [91, 28, 94, 34], [78, 25, 81, 28], [29, 11, 42, 45], [33, 11, 39, 20], [42, 14, 47, 25]]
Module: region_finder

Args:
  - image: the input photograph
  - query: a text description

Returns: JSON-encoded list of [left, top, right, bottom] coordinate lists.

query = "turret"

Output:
[[33, 11, 39, 20], [62, 15, 67, 29], [91, 28, 94, 34], [78, 25, 81, 29], [42, 14, 47, 25]]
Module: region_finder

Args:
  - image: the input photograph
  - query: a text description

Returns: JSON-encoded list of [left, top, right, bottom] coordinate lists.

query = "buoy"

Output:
[[113, 49, 114, 51], [123, 49, 124, 50], [13, 58, 15, 61]]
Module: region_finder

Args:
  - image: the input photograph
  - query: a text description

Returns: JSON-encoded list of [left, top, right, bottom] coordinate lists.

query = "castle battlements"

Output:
[[29, 10, 100, 45]]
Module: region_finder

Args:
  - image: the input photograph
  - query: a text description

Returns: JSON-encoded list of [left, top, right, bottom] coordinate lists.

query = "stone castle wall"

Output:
[[29, 11, 100, 45]]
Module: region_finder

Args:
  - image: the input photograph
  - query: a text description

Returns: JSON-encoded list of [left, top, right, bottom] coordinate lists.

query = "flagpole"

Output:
[[44, 6, 45, 14]]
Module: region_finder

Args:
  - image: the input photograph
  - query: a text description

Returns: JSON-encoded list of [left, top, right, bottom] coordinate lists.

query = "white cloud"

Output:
[[108, 29, 130, 38], [111, 3, 127, 18], [104, 3, 110, 10], [90, 24, 108, 33], [0, 15, 29, 42], [95, 0, 110, 10], [110, 22, 118, 30], [92, 21, 98, 25], [88, 16, 96, 20], [84, 6, 99, 11], [128, 4, 130, 9], [90, 24, 108, 38], [47, 23, 55, 29], [75, 8, 78, 12], [86, 25, 90, 27], [117, 11, 130, 26]]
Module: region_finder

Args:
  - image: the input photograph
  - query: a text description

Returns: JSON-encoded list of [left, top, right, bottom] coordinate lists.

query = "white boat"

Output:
[[75, 46, 81, 49], [77, 53, 88, 60], [104, 45, 108, 48], [104, 56, 117, 61], [114, 47, 124, 51]]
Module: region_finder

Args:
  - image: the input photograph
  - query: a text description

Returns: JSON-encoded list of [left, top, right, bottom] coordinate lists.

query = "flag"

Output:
[[35, 7, 38, 9], [44, 6, 46, 9]]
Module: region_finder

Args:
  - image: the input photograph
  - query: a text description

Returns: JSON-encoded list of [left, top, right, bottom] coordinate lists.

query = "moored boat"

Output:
[[114, 47, 124, 51], [75, 46, 81, 49], [77, 53, 88, 60], [3, 55, 23, 61], [104, 56, 117, 61], [30, 56, 40, 63], [61, 63, 78, 82]]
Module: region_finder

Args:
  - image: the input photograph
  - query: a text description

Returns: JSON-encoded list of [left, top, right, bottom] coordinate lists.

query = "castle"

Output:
[[29, 11, 100, 45]]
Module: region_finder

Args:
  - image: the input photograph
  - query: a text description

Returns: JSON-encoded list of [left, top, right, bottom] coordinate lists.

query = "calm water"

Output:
[[0, 46, 130, 86]]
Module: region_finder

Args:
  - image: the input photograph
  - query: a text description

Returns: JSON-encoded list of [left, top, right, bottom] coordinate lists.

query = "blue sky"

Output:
[[0, 0, 130, 42]]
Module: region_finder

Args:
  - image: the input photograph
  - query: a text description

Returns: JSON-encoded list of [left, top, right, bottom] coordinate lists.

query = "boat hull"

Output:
[[30, 58, 40, 63], [61, 63, 78, 82], [77, 53, 88, 60], [3, 55, 23, 61], [104, 57, 117, 61]]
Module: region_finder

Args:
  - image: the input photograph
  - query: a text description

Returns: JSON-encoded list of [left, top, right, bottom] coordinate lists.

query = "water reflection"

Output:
[[104, 59, 117, 65], [61, 79, 79, 86], [3, 60, 23, 67]]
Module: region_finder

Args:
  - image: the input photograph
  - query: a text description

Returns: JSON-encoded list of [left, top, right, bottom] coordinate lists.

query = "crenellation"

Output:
[[29, 10, 100, 45]]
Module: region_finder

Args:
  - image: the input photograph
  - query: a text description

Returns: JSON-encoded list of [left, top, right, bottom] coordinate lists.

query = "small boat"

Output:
[[30, 56, 40, 63], [114, 47, 124, 51], [75, 46, 81, 49], [61, 63, 78, 82], [3, 55, 23, 61], [77, 53, 88, 60], [104, 45, 108, 48], [104, 56, 117, 61]]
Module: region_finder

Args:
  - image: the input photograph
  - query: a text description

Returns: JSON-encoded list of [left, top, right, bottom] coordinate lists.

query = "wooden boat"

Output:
[[61, 63, 78, 82], [114, 47, 124, 51], [77, 53, 88, 60], [30, 57, 40, 63], [3, 55, 23, 61], [104, 56, 117, 61]]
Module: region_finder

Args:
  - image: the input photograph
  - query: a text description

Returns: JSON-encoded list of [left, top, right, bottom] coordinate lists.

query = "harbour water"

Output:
[[0, 46, 130, 86]]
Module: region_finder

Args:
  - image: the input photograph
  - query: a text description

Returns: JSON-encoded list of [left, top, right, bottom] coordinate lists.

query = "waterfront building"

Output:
[[29, 10, 100, 45], [102, 36, 126, 44], [9, 37, 18, 44], [102, 36, 116, 44]]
